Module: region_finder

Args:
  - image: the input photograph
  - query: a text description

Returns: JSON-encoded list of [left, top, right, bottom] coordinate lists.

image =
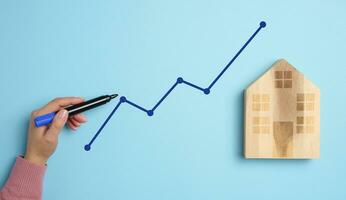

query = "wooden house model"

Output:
[[244, 59, 320, 159]]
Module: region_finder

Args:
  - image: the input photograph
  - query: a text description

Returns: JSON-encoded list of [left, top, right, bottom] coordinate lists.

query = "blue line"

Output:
[[125, 99, 148, 113], [207, 24, 265, 90], [152, 81, 178, 111], [84, 101, 122, 151], [85, 21, 266, 151], [181, 80, 205, 92]]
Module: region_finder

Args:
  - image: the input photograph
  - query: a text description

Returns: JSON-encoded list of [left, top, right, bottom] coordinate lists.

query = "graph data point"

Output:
[[203, 88, 210, 95], [147, 110, 154, 116], [260, 21, 266, 28], [120, 96, 127, 103], [84, 144, 91, 151], [177, 77, 183, 84]]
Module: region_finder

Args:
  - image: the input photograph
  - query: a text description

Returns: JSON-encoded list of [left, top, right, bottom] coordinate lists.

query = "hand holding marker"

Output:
[[34, 94, 118, 127]]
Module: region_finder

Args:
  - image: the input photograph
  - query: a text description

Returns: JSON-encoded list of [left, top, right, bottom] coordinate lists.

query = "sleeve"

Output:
[[0, 156, 46, 200]]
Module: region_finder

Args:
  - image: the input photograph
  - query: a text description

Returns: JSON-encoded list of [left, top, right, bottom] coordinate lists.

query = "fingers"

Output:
[[68, 114, 87, 131], [36, 97, 84, 116], [70, 118, 81, 129], [67, 121, 78, 131], [72, 114, 87, 123], [45, 109, 68, 140]]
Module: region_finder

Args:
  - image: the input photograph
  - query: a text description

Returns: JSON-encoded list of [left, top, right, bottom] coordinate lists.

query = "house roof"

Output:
[[245, 59, 320, 91]]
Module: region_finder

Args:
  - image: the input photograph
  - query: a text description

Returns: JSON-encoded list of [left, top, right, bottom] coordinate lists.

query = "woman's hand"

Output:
[[24, 97, 87, 165]]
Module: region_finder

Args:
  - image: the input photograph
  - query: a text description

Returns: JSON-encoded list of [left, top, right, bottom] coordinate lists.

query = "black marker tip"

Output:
[[110, 94, 118, 99]]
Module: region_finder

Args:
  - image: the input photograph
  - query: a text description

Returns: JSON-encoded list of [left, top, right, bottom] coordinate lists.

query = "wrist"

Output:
[[24, 153, 47, 166]]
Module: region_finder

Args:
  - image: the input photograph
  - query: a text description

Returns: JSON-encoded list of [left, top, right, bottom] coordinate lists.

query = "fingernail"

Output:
[[58, 110, 68, 119]]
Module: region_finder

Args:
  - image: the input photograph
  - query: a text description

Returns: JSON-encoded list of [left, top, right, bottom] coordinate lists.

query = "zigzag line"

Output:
[[84, 21, 266, 151]]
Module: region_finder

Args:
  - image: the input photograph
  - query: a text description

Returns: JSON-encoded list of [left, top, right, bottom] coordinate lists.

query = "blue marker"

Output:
[[34, 94, 118, 127]]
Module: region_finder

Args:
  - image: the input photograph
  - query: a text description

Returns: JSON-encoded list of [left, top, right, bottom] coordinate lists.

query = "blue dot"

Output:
[[203, 88, 210, 95], [177, 77, 183, 84], [260, 21, 266, 28], [84, 144, 91, 151], [147, 110, 154, 116], [120, 96, 126, 103]]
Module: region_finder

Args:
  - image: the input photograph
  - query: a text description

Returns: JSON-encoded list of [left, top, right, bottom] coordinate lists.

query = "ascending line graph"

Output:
[[84, 21, 266, 151]]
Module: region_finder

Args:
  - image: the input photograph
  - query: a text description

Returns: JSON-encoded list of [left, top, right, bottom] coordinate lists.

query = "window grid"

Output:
[[275, 71, 292, 88], [252, 117, 270, 134], [296, 116, 314, 134], [297, 93, 315, 111], [252, 94, 270, 112]]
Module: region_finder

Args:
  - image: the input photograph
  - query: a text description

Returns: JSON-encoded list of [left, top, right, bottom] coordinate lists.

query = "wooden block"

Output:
[[244, 59, 320, 159]]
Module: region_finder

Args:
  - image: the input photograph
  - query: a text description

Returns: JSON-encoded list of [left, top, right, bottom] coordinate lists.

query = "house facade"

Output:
[[244, 59, 320, 159]]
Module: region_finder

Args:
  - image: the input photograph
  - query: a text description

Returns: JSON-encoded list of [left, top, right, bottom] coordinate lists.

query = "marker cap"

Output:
[[34, 112, 56, 127]]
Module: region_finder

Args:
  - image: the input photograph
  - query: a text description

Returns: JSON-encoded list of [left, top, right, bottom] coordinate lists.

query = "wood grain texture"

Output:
[[244, 59, 320, 159]]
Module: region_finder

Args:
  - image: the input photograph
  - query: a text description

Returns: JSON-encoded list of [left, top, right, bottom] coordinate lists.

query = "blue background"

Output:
[[0, 0, 345, 199]]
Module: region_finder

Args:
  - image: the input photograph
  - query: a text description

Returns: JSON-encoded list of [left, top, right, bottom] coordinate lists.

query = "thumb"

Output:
[[46, 109, 68, 139]]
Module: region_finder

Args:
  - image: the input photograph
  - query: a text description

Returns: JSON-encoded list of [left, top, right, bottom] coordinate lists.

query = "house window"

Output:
[[252, 94, 270, 112], [296, 116, 314, 134], [297, 93, 315, 111], [253, 117, 270, 134], [275, 71, 292, 88]]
